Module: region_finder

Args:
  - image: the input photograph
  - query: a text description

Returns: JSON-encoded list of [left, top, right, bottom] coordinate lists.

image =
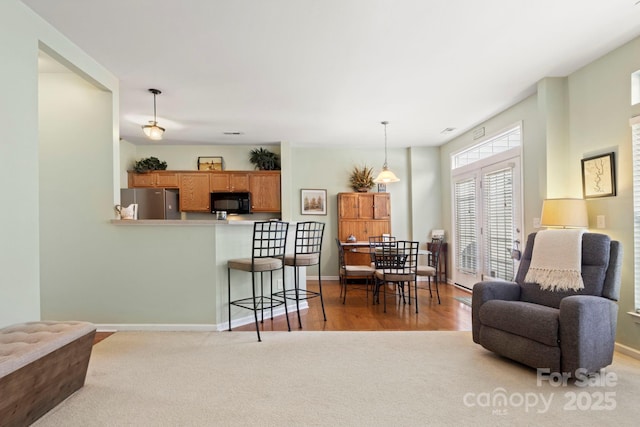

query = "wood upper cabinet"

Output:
[[372, 193, 390, 219], [128, 171, 179, 188], [209, 172, 250, 192], [338, 193, 390, 220], [249, 171, 281, 212], [338, 193, 360, 219], [337, 192, 391, 262], [179, 173, 210, 212], [128, 170, 281, 213]]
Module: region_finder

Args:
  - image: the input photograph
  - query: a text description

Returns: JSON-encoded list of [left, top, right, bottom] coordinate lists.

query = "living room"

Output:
[[2, 1, 640, 424]]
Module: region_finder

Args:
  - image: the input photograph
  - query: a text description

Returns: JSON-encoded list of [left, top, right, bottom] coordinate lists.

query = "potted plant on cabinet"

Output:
[[349, 165, 375, 192], [132, 156, 167, 173], [249, 147, 281, 170]]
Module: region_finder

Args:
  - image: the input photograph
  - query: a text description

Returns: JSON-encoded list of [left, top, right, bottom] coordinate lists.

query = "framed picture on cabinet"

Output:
[[581, 152, 616, 198], [198, 156, 224, 171], [301, 189, 327, 215]]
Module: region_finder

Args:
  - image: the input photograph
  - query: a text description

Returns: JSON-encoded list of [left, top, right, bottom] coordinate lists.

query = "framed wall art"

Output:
[[301, 189, 327, 215], [581, 152, 616, 198], [198, 156, 224, 171]]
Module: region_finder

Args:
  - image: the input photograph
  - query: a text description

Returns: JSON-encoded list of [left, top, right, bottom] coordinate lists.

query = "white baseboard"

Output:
[[96, 324, 218, 332], [97, 301, 309, 333], [318, 275, 451, 283], [615, 342, 640, 360]]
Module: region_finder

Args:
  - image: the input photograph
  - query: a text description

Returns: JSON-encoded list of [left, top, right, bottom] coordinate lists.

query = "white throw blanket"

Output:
[[524, 229, 585, 291]]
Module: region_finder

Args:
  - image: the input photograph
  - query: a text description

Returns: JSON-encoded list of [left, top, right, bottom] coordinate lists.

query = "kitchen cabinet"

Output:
[[179, 173, 210, 212], [249, 171, 281, 212], [210, 172, 250, 192], [128, 170, 281, 213], [337, 192, 391, 264], [128, 171, 179, 188]]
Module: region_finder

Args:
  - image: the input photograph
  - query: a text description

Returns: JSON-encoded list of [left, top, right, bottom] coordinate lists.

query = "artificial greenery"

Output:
[[349, 164, 375, 191], [133, 156, 167, 173], [249, 147, 281, 170]]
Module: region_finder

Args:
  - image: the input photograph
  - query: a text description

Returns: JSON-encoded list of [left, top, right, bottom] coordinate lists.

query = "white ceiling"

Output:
[[22, 0, 640, 148]]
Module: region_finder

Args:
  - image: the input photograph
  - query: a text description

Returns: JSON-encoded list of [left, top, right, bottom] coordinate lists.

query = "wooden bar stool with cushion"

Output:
[[336, 238, 376, 304], [416, 237, 443, 304], [274, 221, 326, 329], [228, 220, 290, 342]]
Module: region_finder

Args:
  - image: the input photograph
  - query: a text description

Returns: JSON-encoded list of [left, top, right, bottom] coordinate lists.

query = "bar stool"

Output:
[[227, 220, 290, 342], [274, 221, 325, 329]]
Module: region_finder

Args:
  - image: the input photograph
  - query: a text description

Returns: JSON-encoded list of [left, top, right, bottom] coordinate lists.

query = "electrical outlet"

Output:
[[597, 215, 606, 229], [276, 279, 283, 290], [533, 217, 541, 229]]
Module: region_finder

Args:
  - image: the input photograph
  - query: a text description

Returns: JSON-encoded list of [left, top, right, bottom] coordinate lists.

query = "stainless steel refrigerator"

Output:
[[120, 188, 180, 219]]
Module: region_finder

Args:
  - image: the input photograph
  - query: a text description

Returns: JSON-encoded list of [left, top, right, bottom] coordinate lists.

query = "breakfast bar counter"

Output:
[[104, 219, 301, 331]]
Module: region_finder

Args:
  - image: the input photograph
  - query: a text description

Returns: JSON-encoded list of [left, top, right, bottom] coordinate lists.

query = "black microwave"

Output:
[[210, 192, 251, 215]]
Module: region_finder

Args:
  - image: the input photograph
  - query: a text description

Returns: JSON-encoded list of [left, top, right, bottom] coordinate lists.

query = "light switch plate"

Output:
[[533, 218, 541, 229], [597, 215, 606, 229]]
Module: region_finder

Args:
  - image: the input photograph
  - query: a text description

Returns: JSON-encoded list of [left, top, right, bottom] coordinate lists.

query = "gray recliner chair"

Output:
[[472, 232, 622, 376]]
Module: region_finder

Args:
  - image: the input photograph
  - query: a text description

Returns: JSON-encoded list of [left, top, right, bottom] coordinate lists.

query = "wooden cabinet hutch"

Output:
[[337, 192, 391, 265]]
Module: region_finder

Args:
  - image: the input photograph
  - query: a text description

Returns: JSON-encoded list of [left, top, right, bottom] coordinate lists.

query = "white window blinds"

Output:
[[483, 166, 515, 281], [631, 118, 640, 312], [454, 178, 478, 274]]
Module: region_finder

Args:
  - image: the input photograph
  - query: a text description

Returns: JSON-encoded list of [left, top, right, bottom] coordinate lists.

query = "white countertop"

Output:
[[110, 219, 260, 226]]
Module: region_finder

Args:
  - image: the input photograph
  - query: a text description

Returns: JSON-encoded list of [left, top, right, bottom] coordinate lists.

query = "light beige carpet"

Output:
[[35, 331, 640, 426]]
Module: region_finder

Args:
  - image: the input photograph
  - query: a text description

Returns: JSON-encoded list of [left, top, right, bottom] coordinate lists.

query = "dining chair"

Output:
[[368, 235, 397, 267], [416, 237, 443, 304], [227, 220, 290, 342], [273, 221, 326, 329], [373, 240, 419, 313], [336, 238, 376, 304]]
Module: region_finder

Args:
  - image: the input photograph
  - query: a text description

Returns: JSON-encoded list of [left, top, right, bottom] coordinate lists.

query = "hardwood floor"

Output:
[[234, 279, 472, 332], [93, 279, 472, 345]]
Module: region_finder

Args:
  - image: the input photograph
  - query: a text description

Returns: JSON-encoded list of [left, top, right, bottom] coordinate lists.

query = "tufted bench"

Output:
[[0, 321, 96, 426]]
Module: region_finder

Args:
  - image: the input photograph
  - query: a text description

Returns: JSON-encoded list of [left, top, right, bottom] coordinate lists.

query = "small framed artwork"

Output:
[[377, 183, 387, 193], [301, 189, 327, 215], [198, 156, 224, 171], [581, 152, 616, 198]]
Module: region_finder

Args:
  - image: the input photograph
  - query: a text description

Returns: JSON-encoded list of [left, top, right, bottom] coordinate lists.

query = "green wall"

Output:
[[0, 0, 41, 326], [3, 0, 639, 352], [439, 36, 640, 351], [566, 36, 640, 350]]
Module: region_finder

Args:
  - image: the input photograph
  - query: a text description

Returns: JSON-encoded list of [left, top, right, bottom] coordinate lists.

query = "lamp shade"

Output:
[[374, 166, 400, 183], [142, 88, 165, 140], [142, 121, 165, 140], [540, 198, 588, 228]]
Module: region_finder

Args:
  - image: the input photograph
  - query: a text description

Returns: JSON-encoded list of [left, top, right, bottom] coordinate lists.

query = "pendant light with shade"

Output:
[[142, 88, 165, 140], [374, 121, 400, 183]]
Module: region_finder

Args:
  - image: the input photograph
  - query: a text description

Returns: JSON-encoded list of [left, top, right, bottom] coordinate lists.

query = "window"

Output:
[[454, 177, 478, 275], [483, 166, 515, 281], [632, 70, 640, 106], [631, 116, 640, 312], [451, 123, 523, 289], [452, 127, 521, 169]]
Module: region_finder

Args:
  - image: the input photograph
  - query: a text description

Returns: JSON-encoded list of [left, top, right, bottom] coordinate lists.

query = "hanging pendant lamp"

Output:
[[374, 121, 400, 183], [142, 88, 165, 140]]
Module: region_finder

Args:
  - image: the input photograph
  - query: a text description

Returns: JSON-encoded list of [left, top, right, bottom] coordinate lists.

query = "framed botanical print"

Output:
[[581, 152, 616, 198], [301, 189, 327, 215]]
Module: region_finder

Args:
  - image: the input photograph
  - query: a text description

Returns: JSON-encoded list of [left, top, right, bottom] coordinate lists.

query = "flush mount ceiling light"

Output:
[[374, 121, 400, 184], [142, 88, 165, 140]]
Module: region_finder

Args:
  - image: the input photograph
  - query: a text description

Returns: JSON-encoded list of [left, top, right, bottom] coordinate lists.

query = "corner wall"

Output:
[[0, 1, 41, 325]]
